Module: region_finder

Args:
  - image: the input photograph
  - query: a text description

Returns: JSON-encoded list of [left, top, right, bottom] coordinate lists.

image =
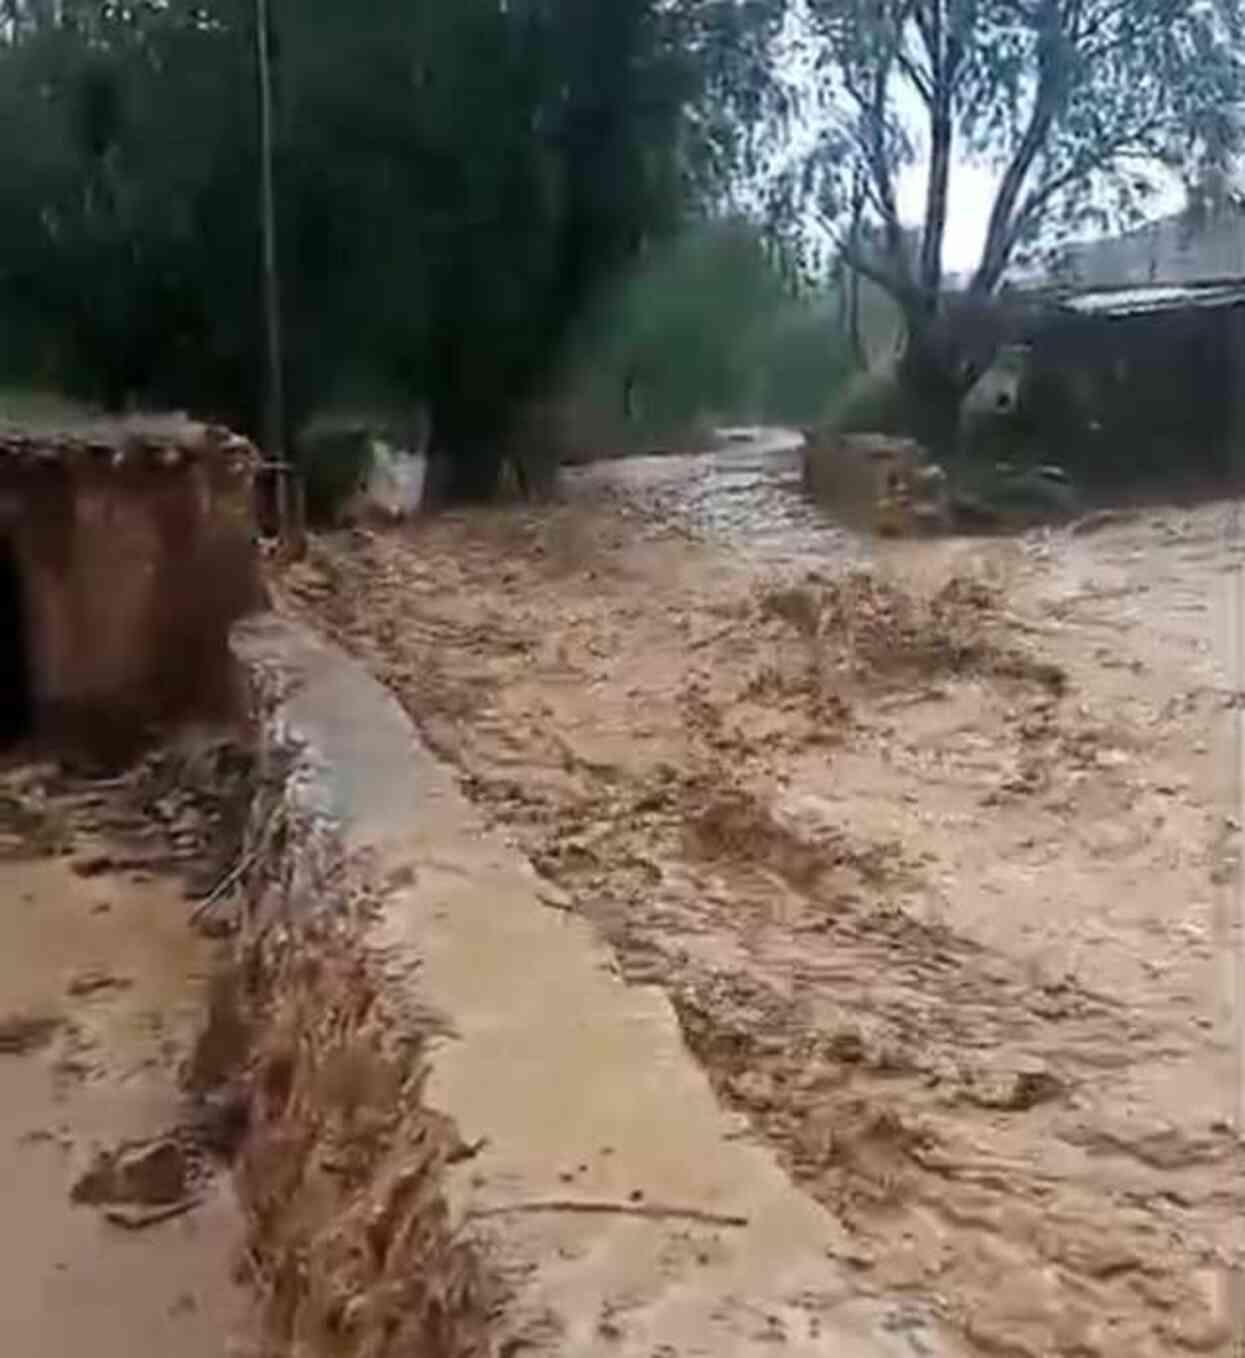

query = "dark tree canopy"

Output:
[[2, 0, 1239, 477], [0, 0, 747, 493]]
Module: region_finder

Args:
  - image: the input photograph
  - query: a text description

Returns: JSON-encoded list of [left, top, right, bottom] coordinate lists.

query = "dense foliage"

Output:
[[0, 0, 761, 493], [2, 0, 1239, 488]]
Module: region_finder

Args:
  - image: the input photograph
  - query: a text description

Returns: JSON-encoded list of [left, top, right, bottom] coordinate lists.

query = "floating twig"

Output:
[[468, 1198, 748, 1229], [103, 1196, 204, 1231], [191, 804, 281, 924], [191, 847, 260, 923]]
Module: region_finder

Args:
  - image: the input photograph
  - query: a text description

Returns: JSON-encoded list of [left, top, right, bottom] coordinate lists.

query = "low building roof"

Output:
[[1056, 277, 1245, 318]]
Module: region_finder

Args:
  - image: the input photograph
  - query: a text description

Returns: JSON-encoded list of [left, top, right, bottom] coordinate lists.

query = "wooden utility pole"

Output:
[[254, 0, 304, 554], [256, 0, 283, 459]]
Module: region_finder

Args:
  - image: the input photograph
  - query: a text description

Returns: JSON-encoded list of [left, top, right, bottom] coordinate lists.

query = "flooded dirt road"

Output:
[[278, 436, 1245, 1358], [0, 763, 253, 1358]]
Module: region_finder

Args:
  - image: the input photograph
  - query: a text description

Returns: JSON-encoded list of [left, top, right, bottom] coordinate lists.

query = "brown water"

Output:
[[567, 430, 872, 565], [275, 434, 1245, 1357], [0, 829, 253, 1357]]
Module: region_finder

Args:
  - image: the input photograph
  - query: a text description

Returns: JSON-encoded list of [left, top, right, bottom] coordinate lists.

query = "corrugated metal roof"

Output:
[[1059, 279, 1245, 317]]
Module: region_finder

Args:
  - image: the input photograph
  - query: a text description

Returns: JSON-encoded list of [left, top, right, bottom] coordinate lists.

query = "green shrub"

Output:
[[820, 365, 915, 438]]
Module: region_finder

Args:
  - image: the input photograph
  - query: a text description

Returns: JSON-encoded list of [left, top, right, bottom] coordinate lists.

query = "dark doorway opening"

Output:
[[0, 538, 32, 749]]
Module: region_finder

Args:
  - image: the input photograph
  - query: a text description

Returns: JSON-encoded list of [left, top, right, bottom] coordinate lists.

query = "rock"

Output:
[[967, 1060, 1063, 1112], [827, 1028, 867, 1065], [72, 1137, 191, 1208]]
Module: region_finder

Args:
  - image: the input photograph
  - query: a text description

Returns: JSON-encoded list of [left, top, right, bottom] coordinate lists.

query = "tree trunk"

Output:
[[847, 266, 867, 370], [970, 5, 1064, 294], [445, 442, 505, 502], [896, 306, 969, 461], [920, 103, 952, 295]]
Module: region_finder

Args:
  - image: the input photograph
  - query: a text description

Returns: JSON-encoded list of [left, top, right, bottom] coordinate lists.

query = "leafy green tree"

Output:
[[0, 0, 747, 496], [0, 0, 260, 413]]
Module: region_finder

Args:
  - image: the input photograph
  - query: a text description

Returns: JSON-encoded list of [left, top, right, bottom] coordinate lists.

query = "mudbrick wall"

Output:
[[0, 420, 261, 759]]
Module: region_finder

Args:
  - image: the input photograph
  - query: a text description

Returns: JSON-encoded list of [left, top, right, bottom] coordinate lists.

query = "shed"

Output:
[[0, 418, 262, 760], [995, 277, 1245, 485]]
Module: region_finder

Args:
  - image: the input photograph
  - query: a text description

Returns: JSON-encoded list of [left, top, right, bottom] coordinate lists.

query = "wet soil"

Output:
[[275, 436, 1245, 1358], [0, 756, 255, 1358]]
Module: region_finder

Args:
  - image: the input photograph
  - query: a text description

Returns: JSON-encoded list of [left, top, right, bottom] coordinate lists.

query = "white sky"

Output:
[[895, 159, 997, 274]]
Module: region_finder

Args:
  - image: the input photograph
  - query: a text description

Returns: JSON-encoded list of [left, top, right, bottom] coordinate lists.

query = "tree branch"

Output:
[[916, 0, 953, 294], [844, 0, 924, 293], [896, 49, 934, 106], [844, 169, 871, 368], [1009, 113, 1166, 244], [849, 76, 910, 287], [1074, 0, 1141, 45], [820, 208, 924, 313], [970, 1, 1068, 292]]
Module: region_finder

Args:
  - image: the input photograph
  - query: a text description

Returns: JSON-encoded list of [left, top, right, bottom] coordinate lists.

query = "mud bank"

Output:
[[227, 612, 959, 1357]]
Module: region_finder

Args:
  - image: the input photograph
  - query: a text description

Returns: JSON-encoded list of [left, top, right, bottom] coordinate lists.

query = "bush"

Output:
[[820, 365, 916, 438]]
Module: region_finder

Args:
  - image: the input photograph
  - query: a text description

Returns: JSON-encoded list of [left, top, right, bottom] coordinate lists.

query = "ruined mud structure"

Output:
[[802, 432, 950, 536], [0, 419, 260, 757]]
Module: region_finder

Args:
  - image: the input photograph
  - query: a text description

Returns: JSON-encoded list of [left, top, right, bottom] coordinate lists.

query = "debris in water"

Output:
[[104, 1196, 205, 1231], [469, 1197, 749, 1228], [67, 967, 133, 998], [72, 1136, 193, 1208], [0, 1010, 63, 1055]]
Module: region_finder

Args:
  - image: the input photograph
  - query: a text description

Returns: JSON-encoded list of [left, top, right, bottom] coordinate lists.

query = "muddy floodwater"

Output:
[[0, 777, 253, 1358], [277, 433, 1245, 1358]]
